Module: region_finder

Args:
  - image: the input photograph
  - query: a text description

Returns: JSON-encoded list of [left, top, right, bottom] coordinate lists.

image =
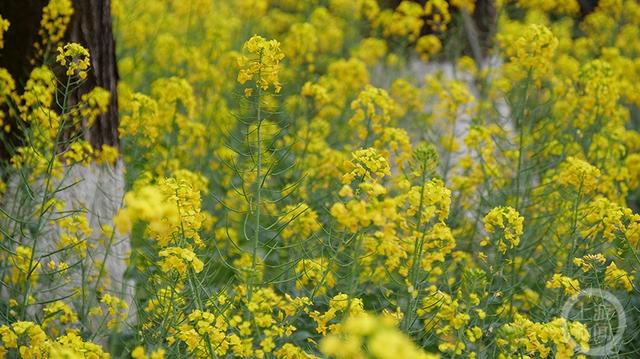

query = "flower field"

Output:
[[1, 0, 640, 357]]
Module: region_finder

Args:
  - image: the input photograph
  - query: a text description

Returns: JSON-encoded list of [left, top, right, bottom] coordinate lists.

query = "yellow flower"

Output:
[[415, 35, 442, 62], [0, 325, 18, 348], [341, 148, 391, 185], [498, 315, 589, 357], [93, 294, 129, 329], [56, 43, 91, 79], [349, 85, 399, 140], [159, 247, 204, 277], [43, 302, 78, 328], [79, 87, 110, 126], [557, 156, 601, 192], [310, 293, 364, 335], [374, 127, 412, 168], [572, 253, 606, 272], [546, 273, 580, 296], [406, 179, 451, 222], [505, 24, 558, 84], [237, 35, 285, 93], [132, 346, 147, 359], [483, 206, 524, 253], [295, 258, 335, 295], [274, 343, 318, 359], [351, 37, 387, 65], [0, 15, 9, 49], [320, 312, 439, 359], [8, 321, 47, 357], [95, 144, 119, 165], [516, 0, 580, 15], [381, 1, 424, 41], [9, 246, 40, 286], [604, 262, 634, 292], [64, 140, 93, 166], [131, 346, 165, 359], [279, 203, 321, 241], [38, 0, 74, 46], [450, 0, 475, 12], [282, 22, 318, 65], [424, 0, 452, 32], [115, 172, 205, 247]]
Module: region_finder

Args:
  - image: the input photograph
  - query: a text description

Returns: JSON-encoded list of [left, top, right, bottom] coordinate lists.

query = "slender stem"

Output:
[[508, 70, 531, 322], [513, 70, 531, 213], [565, 180, 583, 272], [403, 162, 429, 331], [344, 233, 362, 321], [248, 52, 263, 301]]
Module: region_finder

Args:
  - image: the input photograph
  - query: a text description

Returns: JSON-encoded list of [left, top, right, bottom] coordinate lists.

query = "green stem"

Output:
[[402, 162, 430, 332], [248, 54, 263, 301], [508, 70, 531, 322]]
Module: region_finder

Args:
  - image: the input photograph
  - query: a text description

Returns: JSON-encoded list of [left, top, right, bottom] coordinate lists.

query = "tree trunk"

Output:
[[0, 0, 119, 155], [68, 0, 120, 150]]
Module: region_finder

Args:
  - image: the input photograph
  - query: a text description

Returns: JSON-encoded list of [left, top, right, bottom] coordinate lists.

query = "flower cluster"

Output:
[[546, 273, 581, 296], [237, 35, 285, 95], [56, 43, 91, 79], [0, 16, 8, 49], [320, 312, 439, 359], [502, 23, 559, 85], [0, 321, 108, 358], [159, 247, 204, 277], [114, 172, 205, 247], [482, 206, 524, 254], [497, 315, 590, 358], [37, 0, 73, 47], [340, 148, 391, 185], [349, 85, 398, 140], [557, 156, 601, 192]]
